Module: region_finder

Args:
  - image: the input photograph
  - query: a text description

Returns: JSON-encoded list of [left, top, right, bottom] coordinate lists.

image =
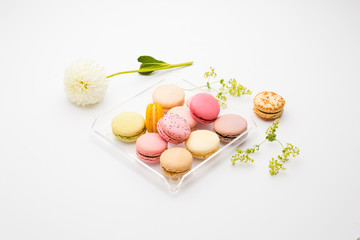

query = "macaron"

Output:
[[152, 84, 185, 112], [157, 113, 191, 144], [111, 112, 146, 142], [136, 133, 168, 163], [189, 93, 220, 124], [167, 106, 196, 131], [185, 130, 220, 159], [253, 91, 285, 120], [213, 114, 248, 142], [160, 147, 193, 178], [145, 102, 164, 133]]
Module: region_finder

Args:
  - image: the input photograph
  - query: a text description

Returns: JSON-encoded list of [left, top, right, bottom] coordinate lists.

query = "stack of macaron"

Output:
[[111, 83, 249, 179]]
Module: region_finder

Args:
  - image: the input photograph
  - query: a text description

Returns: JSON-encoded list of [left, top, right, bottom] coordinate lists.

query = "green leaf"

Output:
[[137, 56, 168, 75], [266, 133, 277, 142], [266, 119, 279, 141], [106, 56, 193, 78], [137, 56, 165, 64], [140, 63, 169, 68], [138, 62, 170, 75]]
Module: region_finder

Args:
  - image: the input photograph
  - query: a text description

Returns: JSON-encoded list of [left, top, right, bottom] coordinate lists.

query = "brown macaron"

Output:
[[253, 91, 285, 120], [160, 147, 193, 179], [213, 114, 247, 142]]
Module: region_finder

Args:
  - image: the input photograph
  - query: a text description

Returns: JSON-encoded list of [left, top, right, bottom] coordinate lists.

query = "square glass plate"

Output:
[[90, 79, 256, 193]]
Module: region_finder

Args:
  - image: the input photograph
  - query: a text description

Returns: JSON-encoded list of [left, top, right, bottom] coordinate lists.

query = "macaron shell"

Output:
[[213, 114, 248, 142], [157, 113, 191, 144], [160, 147, 192, 178], [189, 93, 220, 124], [112, 112, 146, 142], [157, 121, 187, 145], [253, 91, 285, 113], [145, 102, 164, 133], [167, 106, 196, 130], [185, 130, 220, 159], [136, 133, 168, 163], [157, 121, 176, 143], [152, 84, 185, 112], [191, 146, 219, 159]]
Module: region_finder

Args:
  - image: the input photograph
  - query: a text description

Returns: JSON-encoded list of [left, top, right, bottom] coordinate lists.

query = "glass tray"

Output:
[[90, 79, 257, 193]]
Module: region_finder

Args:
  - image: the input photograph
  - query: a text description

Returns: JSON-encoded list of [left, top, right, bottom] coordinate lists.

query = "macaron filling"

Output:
[[255, 107, 283, 114], [213, 130, 239, 141], [136, 151, 161, 163], [161, 166, 190, 175], [113, 128, 146, 141], [190, 109, 217, 123]]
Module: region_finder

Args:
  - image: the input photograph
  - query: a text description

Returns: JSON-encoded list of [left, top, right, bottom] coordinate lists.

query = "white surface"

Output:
[[1, 0, 359, 239]]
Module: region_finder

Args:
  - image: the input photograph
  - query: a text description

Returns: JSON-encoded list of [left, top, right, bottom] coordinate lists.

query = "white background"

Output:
[[1, 0, 360, 239]]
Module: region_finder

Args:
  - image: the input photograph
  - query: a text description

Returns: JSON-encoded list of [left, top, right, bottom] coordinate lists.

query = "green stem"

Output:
[[210, 86, 220, 94], [106, 61, 193, 78], [184, 80, 220, 91], [258, 139, 267, 147], [252, 139, 267, 151], [275, 139, 284, 149]]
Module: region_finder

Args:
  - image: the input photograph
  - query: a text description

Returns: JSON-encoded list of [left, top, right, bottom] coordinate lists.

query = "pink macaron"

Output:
[[213, 114, 247, 142], [136, 133, 168, 163], [157, 113, 191, 144], [189, 93, 220, 124], [167, 106, 196, 131]]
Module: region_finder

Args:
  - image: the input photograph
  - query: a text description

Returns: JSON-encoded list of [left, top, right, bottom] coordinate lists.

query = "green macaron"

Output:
[[111, 112, 146, 142]]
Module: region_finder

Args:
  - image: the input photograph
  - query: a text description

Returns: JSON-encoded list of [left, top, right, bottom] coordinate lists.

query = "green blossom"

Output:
[[231, 145, 260, 165], [232, 119, 300, 175], [186, 67, 251, 108]]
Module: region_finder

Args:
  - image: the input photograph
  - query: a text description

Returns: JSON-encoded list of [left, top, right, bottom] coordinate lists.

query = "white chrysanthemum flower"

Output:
[[64, 59, 108, 107]]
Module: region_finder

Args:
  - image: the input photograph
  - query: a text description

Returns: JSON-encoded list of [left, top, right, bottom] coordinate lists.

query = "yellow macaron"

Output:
[[185, 130, 220, 159], [111, 112, 146, 142]]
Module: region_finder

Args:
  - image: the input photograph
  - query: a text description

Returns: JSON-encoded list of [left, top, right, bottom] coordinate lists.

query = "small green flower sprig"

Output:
[[231, 119, 300, 175], [185, 67, 251, 107]]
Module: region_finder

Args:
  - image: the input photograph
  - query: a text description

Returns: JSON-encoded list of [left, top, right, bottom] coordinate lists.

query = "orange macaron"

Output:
[[145, 102, 164, 133]]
